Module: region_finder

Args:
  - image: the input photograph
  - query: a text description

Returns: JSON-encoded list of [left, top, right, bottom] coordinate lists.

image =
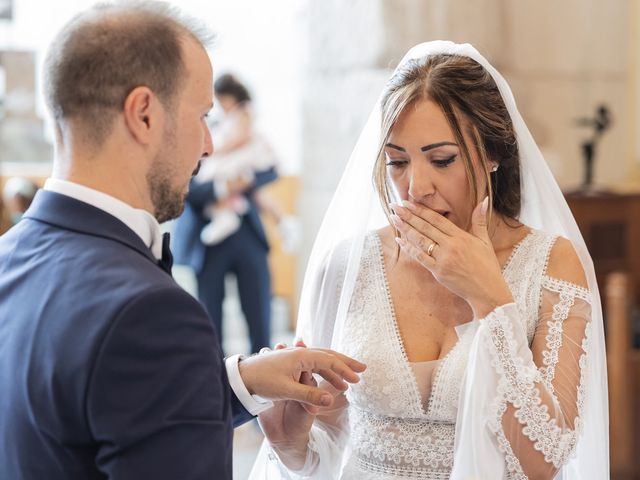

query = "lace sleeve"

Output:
[[452, 238, 595, 480], [484, 279, 591, 479]]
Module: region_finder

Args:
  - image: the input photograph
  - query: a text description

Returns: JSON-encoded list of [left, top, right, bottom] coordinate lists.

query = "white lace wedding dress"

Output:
[[315, 228, 592, 479]]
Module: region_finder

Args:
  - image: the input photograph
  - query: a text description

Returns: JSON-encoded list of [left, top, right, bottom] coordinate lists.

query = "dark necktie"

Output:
[[158, 232, 173, 275]]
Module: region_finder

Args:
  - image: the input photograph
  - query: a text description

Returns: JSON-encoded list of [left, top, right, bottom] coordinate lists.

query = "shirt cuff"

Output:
[[225, 354, 274, 416], [214, 178, 228, 199]]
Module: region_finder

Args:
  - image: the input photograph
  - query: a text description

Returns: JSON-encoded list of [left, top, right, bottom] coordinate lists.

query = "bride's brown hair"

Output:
[[374, 54, 521, 227]]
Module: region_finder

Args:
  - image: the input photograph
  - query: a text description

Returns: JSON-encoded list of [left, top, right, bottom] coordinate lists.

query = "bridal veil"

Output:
[[251, 41, 609, 480]]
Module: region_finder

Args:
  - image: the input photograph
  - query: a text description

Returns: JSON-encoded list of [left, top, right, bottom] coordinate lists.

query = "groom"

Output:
[[0, 2, 364, 479]]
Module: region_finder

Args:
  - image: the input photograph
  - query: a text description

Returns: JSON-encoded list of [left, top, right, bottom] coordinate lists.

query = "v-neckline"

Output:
[[372, 229, 535, 416]]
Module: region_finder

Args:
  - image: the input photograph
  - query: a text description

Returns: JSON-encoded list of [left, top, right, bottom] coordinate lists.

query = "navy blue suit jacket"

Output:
[[172, 167, 278, 273], [0, 191, 251, 479]]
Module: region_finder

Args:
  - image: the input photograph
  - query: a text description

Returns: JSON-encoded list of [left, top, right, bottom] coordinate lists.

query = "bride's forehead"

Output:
[[389, 99, 456, 142]]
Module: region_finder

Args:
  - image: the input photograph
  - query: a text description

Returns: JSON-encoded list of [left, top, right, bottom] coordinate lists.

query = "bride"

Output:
[[251, 41, 609, 479]]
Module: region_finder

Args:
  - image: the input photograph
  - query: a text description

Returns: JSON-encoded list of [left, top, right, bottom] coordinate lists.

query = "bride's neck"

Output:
[[487, 211, 526, 252]]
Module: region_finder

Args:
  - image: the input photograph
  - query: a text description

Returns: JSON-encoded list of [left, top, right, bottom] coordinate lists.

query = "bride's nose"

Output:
[[407, 163, 436, 200]]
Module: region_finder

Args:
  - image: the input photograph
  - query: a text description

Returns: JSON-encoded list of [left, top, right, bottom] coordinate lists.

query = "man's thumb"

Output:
[[288, 383, 333, 408]]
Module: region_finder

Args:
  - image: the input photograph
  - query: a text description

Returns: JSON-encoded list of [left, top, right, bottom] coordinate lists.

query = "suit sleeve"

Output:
[[87, 286, 239, 479]]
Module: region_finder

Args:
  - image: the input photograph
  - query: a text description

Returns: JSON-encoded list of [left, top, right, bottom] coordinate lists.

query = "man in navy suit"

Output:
[[0, 2, 365, 479]]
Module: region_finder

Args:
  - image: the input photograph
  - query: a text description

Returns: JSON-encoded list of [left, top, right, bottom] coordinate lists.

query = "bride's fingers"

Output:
[[394, 222, 438, 259], [392, 204, 448, 243], [402, 201, 460, 237], [395, 236, 436, 271]]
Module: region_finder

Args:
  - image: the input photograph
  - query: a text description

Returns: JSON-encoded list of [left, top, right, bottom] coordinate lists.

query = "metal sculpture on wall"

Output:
[[575, 104, 612, 193]]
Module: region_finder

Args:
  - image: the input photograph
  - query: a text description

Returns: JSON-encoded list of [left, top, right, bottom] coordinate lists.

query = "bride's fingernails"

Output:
[[388, 202, 398, 213], [390, 214, 403, 228], [394, 236, 406, 248], [402, 200, 416, 211]]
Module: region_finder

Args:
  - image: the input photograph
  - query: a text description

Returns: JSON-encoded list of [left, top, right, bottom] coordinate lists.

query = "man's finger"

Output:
[[316, 369, 348, 392], [285, 382, 334, 408], [302, 351, 363, 384], [298, 371, 320, 414], [306, 349, 366, 374]]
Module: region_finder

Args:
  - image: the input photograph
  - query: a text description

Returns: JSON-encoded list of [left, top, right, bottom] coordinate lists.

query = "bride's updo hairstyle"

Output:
[[374, 54, 521, 224]]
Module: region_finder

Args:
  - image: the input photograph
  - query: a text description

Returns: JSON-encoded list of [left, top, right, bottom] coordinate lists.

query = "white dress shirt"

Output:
[[43, 178, 272, 416]]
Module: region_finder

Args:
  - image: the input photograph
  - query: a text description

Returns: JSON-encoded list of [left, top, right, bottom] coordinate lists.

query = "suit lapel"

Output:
[[24, 190, 158, 266]]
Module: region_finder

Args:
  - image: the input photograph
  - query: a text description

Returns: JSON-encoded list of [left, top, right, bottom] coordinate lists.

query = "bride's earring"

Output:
[[490, 164, 499, 173]]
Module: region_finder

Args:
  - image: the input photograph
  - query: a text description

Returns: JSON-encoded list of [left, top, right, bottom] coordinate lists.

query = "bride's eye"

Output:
[[385, 158, 408, 168], [432, 155, 457, 168]]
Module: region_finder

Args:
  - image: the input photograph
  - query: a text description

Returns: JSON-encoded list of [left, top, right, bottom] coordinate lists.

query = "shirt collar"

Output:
[[43, 178, 164, 260]]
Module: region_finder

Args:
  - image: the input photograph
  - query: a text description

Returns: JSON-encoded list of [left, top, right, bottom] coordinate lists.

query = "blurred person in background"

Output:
[[173, 73, 285, 354], [2, 176, 38, 225]]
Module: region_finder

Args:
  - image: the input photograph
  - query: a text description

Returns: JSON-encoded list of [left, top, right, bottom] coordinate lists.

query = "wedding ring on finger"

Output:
[[427, 242, 437, 257], [259, 347, 272, 355]]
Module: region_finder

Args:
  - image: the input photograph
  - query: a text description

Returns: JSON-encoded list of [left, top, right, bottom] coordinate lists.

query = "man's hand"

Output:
[[238, 344, 365, 408], [255, 341, 353, 471]]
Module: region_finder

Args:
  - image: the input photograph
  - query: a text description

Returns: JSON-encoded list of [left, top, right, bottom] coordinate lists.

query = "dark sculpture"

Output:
[[575, 105, 612, 193]]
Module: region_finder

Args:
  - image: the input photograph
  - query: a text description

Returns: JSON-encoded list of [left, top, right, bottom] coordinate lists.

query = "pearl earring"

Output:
[[491, 164, 499, 172]]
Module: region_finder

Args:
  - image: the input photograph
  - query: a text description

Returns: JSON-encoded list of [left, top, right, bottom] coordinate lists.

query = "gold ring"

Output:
[[427, 242, 436, 257]]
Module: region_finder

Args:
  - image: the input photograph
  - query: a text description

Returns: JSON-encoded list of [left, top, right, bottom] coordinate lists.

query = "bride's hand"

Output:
[[257, 340, 334, 470], [391, 197, 513, 319]]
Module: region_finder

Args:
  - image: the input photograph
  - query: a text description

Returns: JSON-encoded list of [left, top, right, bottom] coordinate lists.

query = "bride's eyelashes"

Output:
[[385, 154, 457, 169], [431, 155, 457, 168], [385, 158, 408, 168]]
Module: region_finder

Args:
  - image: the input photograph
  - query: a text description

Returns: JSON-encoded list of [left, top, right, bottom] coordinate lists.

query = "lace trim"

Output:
[[485, 306, 585, 472], [426, 333, 469, 421], [355, 456, 451, 479], [502, 231, 557, 342], [372, 234, 425, 417], [540, 289, 574, 388], [350, 405, 455, 474], [542, 275, 591, 303]]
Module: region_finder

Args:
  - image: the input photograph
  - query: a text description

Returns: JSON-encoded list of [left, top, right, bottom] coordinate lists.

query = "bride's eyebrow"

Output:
[[385, 143, 407, 152], [384, 141, 458, 152], [420, 141, 457, 152]]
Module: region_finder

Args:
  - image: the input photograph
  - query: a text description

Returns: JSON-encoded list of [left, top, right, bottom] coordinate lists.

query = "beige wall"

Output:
[[296, 0, 637, 286]]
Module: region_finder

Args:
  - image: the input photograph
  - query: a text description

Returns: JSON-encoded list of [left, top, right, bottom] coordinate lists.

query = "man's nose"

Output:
[[203, 127, 214, 157]]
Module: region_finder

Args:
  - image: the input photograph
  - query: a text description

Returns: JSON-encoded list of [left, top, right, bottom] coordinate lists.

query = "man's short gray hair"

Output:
[[43, 0, 215, 146]]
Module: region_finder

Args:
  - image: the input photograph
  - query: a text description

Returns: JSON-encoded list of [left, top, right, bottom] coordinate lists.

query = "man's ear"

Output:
[[122, 86, 162, 145]]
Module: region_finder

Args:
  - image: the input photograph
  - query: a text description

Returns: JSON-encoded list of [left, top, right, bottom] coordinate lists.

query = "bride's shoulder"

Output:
[[546, 235, 589, 289], [521, 226, 588, 289]]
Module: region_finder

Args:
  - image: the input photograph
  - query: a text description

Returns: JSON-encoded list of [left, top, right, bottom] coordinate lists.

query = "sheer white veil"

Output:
[[251, 41, 608, 479]]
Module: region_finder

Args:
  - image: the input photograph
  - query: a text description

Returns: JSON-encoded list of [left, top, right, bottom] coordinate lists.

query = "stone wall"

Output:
[[296, 0, 633, 286]]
